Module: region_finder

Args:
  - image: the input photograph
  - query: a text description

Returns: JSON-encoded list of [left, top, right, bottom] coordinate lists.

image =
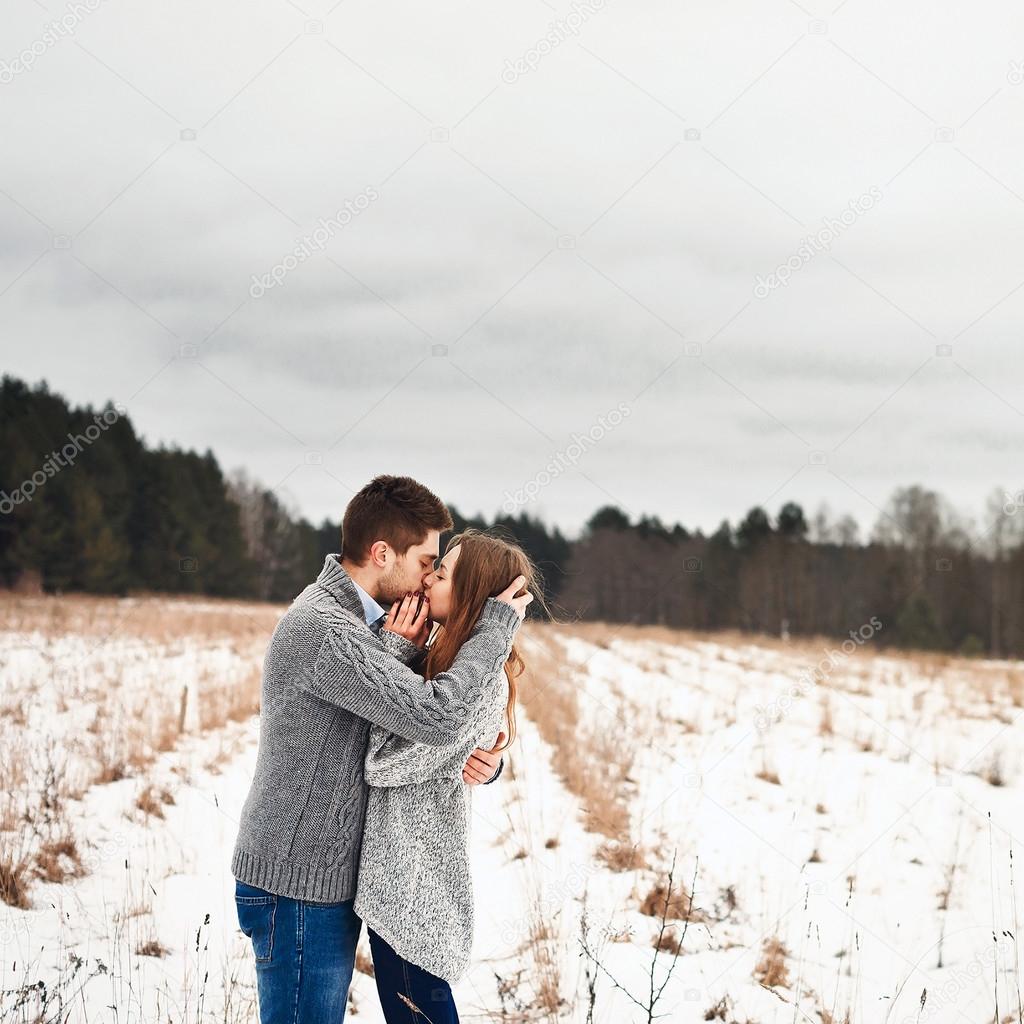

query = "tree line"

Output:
[[3, 375, 1023, 656]]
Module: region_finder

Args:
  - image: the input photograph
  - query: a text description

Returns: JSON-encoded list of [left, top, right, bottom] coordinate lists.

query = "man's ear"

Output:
[[369, 540, 390, 568]]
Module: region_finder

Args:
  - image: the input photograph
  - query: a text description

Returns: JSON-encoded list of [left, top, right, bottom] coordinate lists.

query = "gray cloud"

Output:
[[2, 0, 1023, 537]]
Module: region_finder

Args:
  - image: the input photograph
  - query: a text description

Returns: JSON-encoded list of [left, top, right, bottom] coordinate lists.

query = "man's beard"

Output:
[[376, 562, 412, 606]]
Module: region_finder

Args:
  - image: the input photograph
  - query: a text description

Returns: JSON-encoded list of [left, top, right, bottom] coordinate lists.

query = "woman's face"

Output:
[[421, 544, 460, 625]]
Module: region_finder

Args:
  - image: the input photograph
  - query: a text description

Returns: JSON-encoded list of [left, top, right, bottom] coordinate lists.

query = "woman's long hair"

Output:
[[424, 529, 541, 752]]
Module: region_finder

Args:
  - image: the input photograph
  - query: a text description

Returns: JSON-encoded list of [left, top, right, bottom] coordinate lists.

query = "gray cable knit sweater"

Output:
[[231, 555, 520, 905], [354, 646, 511, 983]]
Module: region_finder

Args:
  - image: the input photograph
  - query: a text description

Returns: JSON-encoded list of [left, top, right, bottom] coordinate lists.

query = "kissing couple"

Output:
[[231, 474, 538, 1022]]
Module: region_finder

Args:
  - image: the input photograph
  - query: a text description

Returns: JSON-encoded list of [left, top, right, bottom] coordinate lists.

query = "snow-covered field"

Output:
[[1, 595, 1023, 1023]]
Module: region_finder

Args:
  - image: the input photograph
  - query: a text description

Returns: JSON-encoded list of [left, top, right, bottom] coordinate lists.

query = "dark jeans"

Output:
[[368, 927, 460, 1024], [235, 879, 362, 1023]]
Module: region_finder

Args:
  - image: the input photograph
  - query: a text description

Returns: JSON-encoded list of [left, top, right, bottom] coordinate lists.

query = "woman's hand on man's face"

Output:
[[383, 592, 431, 648]]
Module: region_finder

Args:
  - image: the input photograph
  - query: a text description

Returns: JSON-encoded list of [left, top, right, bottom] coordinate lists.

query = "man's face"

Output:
[[377, 530, 439, 604]]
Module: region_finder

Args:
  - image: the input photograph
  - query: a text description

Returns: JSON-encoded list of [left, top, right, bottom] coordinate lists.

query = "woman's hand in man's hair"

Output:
[[495, 576, 533, 621]]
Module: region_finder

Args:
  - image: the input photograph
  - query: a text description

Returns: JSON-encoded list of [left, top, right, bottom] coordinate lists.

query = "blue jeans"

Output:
[[234, 879, 362, 1023], [367, 927, 460, 1024]]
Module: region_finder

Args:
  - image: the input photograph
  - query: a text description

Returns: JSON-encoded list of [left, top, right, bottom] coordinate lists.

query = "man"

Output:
[[231, 475, 531, 1022]]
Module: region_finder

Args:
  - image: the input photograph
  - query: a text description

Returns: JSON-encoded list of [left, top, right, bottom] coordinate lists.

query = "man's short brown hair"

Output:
[[341, 475, 453, 565]]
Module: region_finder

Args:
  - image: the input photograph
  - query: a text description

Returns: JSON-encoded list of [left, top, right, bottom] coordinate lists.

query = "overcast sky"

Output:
[[3, 0, 1023, 538]]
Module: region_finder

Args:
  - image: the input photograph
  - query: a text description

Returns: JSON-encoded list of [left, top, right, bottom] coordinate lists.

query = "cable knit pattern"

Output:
[[231, 555, 520, 905], [354, 661, 511, 983]]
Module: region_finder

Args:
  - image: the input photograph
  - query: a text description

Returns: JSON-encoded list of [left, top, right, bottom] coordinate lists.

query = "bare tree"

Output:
[[578, 852, 693, 1022]]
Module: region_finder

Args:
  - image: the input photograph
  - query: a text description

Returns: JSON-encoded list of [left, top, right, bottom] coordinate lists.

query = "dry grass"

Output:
[[819, 1006, 852, 1024], [0, 592, 283, 908], [595, 840, 649, 871], [639, 877, 698, 922], [653, 927, 682, 954], [354, 945, 375, 977], [0, 591, 281, 643], [517, 625, 646, 866], [524, 890, 565, 1019], [135, 937, 170, 958], [1008, 669, 1024, 707], [2, 594, 1020, 1018], [34, 831, 83, 884], [559, 619, 1024, 798], [705, 994, 732, 1020], [551, 617, 1023, 709], [516, 614, 1024, 904], [819, 697, 834, 736], [93, 750, 129, 785], [754, 935, 791, 988], [492, 762, 568, 1021], [980, 751, 1006, 787], [0, 845, 31, 909], [135, 783, 176, 819]]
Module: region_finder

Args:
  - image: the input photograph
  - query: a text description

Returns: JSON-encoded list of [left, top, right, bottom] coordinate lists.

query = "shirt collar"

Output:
[[350, 576, 388, 627]]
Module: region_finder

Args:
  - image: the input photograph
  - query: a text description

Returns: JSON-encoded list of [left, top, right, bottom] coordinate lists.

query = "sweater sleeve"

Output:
[[303, 597, 520, 746], [363, 679, 509, 787], [377, 627, 425, 667]]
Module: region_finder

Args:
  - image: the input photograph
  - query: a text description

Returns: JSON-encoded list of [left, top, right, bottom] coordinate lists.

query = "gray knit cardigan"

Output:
[[231, 555, 519, 905], [354, 639, 512, 983]]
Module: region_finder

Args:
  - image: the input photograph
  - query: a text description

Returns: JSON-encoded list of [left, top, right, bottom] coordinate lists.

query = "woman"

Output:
[[353, 529, 539, 1023]]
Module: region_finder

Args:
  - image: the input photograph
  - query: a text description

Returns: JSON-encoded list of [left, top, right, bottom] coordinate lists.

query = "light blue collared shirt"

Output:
[[350, 577, 388, 629]]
